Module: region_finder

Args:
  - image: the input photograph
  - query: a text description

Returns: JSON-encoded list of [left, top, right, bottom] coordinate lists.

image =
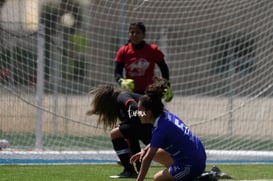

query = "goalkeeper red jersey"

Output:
[[115, 42, 164, 93]]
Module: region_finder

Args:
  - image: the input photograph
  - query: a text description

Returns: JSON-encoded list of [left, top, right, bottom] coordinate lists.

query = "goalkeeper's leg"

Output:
[[126, 138, 142, 171]]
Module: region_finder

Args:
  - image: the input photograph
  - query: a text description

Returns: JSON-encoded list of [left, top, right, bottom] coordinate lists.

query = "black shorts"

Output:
[[119, 121, 153, 145]]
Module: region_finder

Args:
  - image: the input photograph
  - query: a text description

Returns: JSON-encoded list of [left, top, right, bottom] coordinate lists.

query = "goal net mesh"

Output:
[[0, 0, 273, 163]]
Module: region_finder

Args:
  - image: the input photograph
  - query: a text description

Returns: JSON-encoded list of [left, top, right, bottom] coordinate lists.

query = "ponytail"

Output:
[[140, 77, 168, 117]]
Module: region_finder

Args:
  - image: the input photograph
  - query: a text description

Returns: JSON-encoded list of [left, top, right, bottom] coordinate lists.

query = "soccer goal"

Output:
[[1, 0, 273, 164]]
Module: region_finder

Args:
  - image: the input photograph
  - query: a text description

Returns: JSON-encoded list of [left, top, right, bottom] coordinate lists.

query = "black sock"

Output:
[[112, 138, 135, 172], [126, 138, 141, 172]]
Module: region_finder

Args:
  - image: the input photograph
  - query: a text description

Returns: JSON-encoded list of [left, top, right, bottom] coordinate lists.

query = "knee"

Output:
[[153, 169, 174, 181], [153, 172, 165, 181], [110, 127, 123, 139]]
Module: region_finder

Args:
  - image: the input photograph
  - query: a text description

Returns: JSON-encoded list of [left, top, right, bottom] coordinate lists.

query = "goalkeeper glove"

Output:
[[119, 78, 135, 92], [164, 86, 173, 102]]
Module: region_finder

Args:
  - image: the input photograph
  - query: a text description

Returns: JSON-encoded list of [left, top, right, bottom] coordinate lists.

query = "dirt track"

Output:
[[0, 94, 273, 138]]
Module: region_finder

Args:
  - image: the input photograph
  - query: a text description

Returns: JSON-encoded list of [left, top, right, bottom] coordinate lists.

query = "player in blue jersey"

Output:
[[130, 77, 207, 181]]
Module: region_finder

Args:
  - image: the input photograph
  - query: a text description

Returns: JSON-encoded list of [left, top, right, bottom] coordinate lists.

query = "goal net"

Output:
[[1, 0, 273, 164]]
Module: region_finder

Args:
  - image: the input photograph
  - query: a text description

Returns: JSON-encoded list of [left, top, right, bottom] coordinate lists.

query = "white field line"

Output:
[[1, 150, 273, 164]]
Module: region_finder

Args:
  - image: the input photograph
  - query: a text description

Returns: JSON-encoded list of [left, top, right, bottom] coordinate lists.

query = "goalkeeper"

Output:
[[114, 22, 173, 102]]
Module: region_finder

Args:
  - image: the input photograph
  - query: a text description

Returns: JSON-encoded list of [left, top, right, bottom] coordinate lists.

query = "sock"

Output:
[[112, 138, 135, 172], [126, 138, 141, 172]]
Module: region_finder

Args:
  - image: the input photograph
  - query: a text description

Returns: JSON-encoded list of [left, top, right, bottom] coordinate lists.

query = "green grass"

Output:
[[1, 164, 273, 181], [1, 132, 273, 151]]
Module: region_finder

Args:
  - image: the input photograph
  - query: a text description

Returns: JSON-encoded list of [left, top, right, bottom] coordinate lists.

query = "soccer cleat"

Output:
[[196, 172, 218, 181], [210, 166, 232, 179], [116, 160, 122, 165], [109, 170, 138, 179], [196, 166, 232, 181]]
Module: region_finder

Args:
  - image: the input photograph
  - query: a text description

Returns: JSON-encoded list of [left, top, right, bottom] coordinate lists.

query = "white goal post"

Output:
[[0, 0, 273, 164]]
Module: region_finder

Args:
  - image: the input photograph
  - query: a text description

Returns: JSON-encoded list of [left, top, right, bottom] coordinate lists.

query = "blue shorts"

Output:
[[169, 160, 205, 181]]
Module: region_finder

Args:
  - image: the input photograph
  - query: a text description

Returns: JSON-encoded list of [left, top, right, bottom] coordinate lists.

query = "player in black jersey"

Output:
[[87, 85, 152, 178]]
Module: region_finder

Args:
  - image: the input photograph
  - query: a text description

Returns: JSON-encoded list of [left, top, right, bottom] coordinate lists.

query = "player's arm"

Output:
[[136, 147, 158, 181], [131, 144, 173, 167], [114, 61, 135, 92], [157, 59, 169, 81], [126, 99, 138, 119], [114, 61, 124, 83], [157, 60, 173, 102], [130, 144, 149, 164], [118, 93, 139, 119]]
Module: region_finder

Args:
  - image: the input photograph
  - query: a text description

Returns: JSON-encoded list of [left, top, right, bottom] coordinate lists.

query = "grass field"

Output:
[[1, 164, 273, 181]]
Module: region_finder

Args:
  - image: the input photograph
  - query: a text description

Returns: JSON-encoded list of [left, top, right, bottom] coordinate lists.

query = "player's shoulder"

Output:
[[145, 43, 162, 52], [118, 43, 133, 52], [118, 43, 128, 50], [163, 111, 181, 123], [117, 91, 139, 102], [146, 43, 159, 49]]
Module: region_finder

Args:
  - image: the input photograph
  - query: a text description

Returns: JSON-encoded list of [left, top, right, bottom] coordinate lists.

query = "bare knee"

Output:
[[110, 127, 124, 139], [154, 169, 175, 181]]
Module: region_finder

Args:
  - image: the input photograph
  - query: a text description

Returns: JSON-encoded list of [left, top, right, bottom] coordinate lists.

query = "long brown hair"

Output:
[[86, 85, 121, 129]]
